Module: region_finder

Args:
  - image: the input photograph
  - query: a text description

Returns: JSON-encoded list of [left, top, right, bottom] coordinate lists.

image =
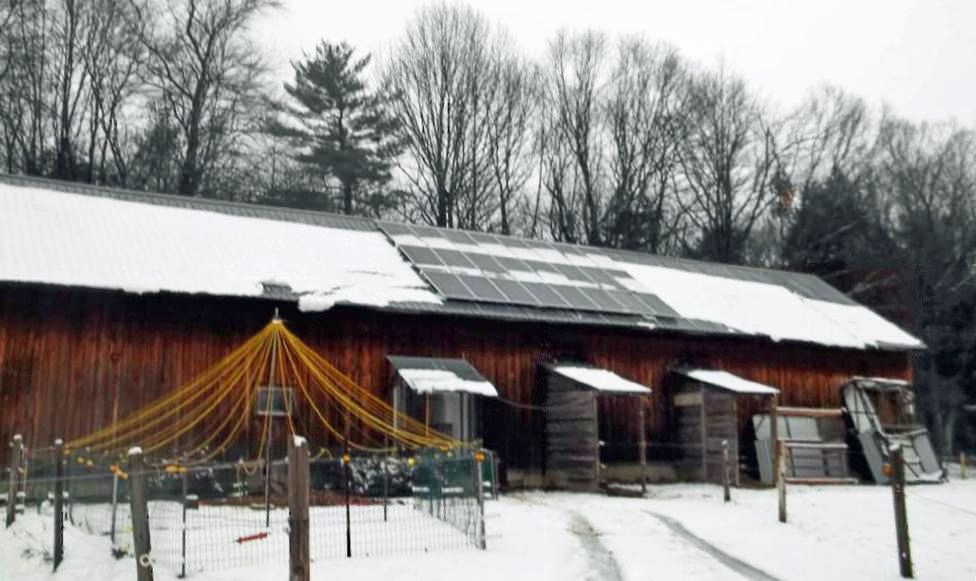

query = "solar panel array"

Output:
[[379, 223, 678, 318]]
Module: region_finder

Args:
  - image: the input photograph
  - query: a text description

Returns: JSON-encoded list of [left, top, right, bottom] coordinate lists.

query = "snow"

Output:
[[677, 368, 780, 395], [550, 365, 651, 394], [0, 180, 923, 351], [4, 472, 975, 580], [623, 263, 924, 350], [0, 183, 441, 313], [396, 369, 499, 397]]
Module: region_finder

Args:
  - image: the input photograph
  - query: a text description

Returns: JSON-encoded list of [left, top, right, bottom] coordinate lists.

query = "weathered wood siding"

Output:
[[0, 284, 913, 471], [543, 372, 599, 491]]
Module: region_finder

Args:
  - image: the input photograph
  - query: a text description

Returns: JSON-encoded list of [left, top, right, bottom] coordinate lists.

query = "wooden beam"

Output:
[[128, 448, 154, 581], [288, 436, 310, 581], [785, 477, 858, 485], [777, 406, 844, 418]]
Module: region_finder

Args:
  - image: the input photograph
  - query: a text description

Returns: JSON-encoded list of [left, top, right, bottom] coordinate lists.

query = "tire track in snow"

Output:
[[568, 511, 624, 581], [645, 511, 782, 581]]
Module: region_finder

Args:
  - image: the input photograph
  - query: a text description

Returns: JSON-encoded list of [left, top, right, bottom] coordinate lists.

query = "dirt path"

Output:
[[568, 510, 624, 581], [645, 511, 782, 581]]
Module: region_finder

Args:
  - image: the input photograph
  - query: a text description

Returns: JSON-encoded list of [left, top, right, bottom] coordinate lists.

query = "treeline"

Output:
[[1, 1, 974, 452]]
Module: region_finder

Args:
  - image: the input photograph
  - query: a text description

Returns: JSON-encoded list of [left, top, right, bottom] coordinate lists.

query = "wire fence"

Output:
[[6, 443, 491, 577]]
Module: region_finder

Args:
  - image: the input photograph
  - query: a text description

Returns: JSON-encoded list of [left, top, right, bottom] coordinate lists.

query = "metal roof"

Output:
[[0, 173, 921, 350]]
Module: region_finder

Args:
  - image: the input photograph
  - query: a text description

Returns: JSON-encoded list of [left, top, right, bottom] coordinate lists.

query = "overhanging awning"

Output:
[[676, 368, 779, 395], [546, 363, 651, 395], [387, 356, 498, 397]]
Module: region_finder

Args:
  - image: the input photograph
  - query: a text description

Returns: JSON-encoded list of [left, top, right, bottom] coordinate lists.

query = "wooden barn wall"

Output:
[[0, 284, 913, 470]]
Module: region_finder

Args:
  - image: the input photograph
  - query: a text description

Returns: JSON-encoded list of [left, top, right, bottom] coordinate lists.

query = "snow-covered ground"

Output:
[[4, 469, 974, 580]]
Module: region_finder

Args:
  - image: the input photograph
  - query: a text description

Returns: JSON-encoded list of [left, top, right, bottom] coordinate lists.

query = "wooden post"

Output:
[[6, 434, 23, 527], [638, 399, 647, 495], [53, 439, 65, 571], [722, 439, 731, 503], [473, 451, 486, 550], [288, 436, 310, 581], [343, 440, 351, 558], [180, 470, 188, 578], [110, 472, 120, 548], [128, 447, 154, 581], [777, 440, 787, 523], [891, 446, 913, 578], [769, 396, 780, 488]]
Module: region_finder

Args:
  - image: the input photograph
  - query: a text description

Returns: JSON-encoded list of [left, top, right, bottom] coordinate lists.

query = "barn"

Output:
[[0, 174, 923, 488]]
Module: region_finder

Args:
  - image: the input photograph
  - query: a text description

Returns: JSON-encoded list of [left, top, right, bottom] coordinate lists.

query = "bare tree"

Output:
[[79, 0, 145, 185], [603, 38, 687, 253], [485, 53, 537, 235], [676, 67, 776, 263], [385, 3, 507, 229], [873, 118, 976, 454], [130, 0, 276, 197], [540, 30, 607, 245]]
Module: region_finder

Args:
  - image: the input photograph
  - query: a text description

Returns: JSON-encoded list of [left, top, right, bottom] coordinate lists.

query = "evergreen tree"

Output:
[[271, 41, 402, 215]]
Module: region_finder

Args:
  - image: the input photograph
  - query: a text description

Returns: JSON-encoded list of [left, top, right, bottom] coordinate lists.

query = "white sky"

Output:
[[253, 0, 976, 124]]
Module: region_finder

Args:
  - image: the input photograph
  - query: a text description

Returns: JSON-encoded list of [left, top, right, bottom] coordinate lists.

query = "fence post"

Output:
[[891, 446, 913, 578], [6, 434, 23, 527], [777, 440, 787, 523], [53, 439, 65, 570], [722, 439, 731, 503], [343, 443, 351, 558], [288, 437, 310, 581], [180, 469, 188, 579], [110, 472, 120, 549], [638, 400, 647, 495], [474, 451, 486, 550], [128, 447, 154, 581]]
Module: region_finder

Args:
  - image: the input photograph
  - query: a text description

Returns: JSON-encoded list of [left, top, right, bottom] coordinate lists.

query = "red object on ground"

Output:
[[235, 531, 269, 544]]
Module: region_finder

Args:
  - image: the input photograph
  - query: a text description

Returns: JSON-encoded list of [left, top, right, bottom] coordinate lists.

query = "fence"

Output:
[[4, 435, 490, 578]]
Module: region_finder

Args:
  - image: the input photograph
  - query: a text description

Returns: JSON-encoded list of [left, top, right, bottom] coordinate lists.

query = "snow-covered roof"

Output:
[[387, 356, 498, 397], [0, 178, 441, 312], [548, 365, 651, 394], [675, 369, 780, 395], [0, 174, 924, 352]]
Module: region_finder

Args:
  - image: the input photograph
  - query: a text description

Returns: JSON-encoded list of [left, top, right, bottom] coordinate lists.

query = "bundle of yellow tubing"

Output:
[[66, 319, 460, 461]]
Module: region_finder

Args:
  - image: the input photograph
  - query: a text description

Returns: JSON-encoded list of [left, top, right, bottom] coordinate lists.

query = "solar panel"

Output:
[[411, 225, 446, 239], [606, 289, 652, 314], [578, 288, 627, 312], [465, 252, 506, 273], [552, 263, 594, 284], [378, 222, 414, 236], [433, 248, 477, 269], [421, 269, 476, 300], [520, 282, 571, 308], [385, 223, 688, 319], [634, 293, 680, 317], [398, 245, 444, 266], [551, 285, 599, 310], [580, 267, 626, 289], [521, 259, 561, 274], [456, 275, 508, 303], [488, 278, 540, 306], [440, 229, 478, 244], [493, 255, 534, 272]]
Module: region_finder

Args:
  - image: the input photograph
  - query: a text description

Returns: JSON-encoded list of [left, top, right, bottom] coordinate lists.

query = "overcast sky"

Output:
[[253, 0, 976, 124]]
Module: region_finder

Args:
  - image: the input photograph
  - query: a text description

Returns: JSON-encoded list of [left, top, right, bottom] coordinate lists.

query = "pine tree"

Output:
[[271, 41, 402, 215]]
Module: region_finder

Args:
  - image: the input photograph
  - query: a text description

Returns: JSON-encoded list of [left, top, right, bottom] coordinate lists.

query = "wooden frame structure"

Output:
[[671, 369, 778, 485]]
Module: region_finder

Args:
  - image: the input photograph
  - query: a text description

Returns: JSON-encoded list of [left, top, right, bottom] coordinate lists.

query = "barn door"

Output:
[[544, 373, 599, 491]]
